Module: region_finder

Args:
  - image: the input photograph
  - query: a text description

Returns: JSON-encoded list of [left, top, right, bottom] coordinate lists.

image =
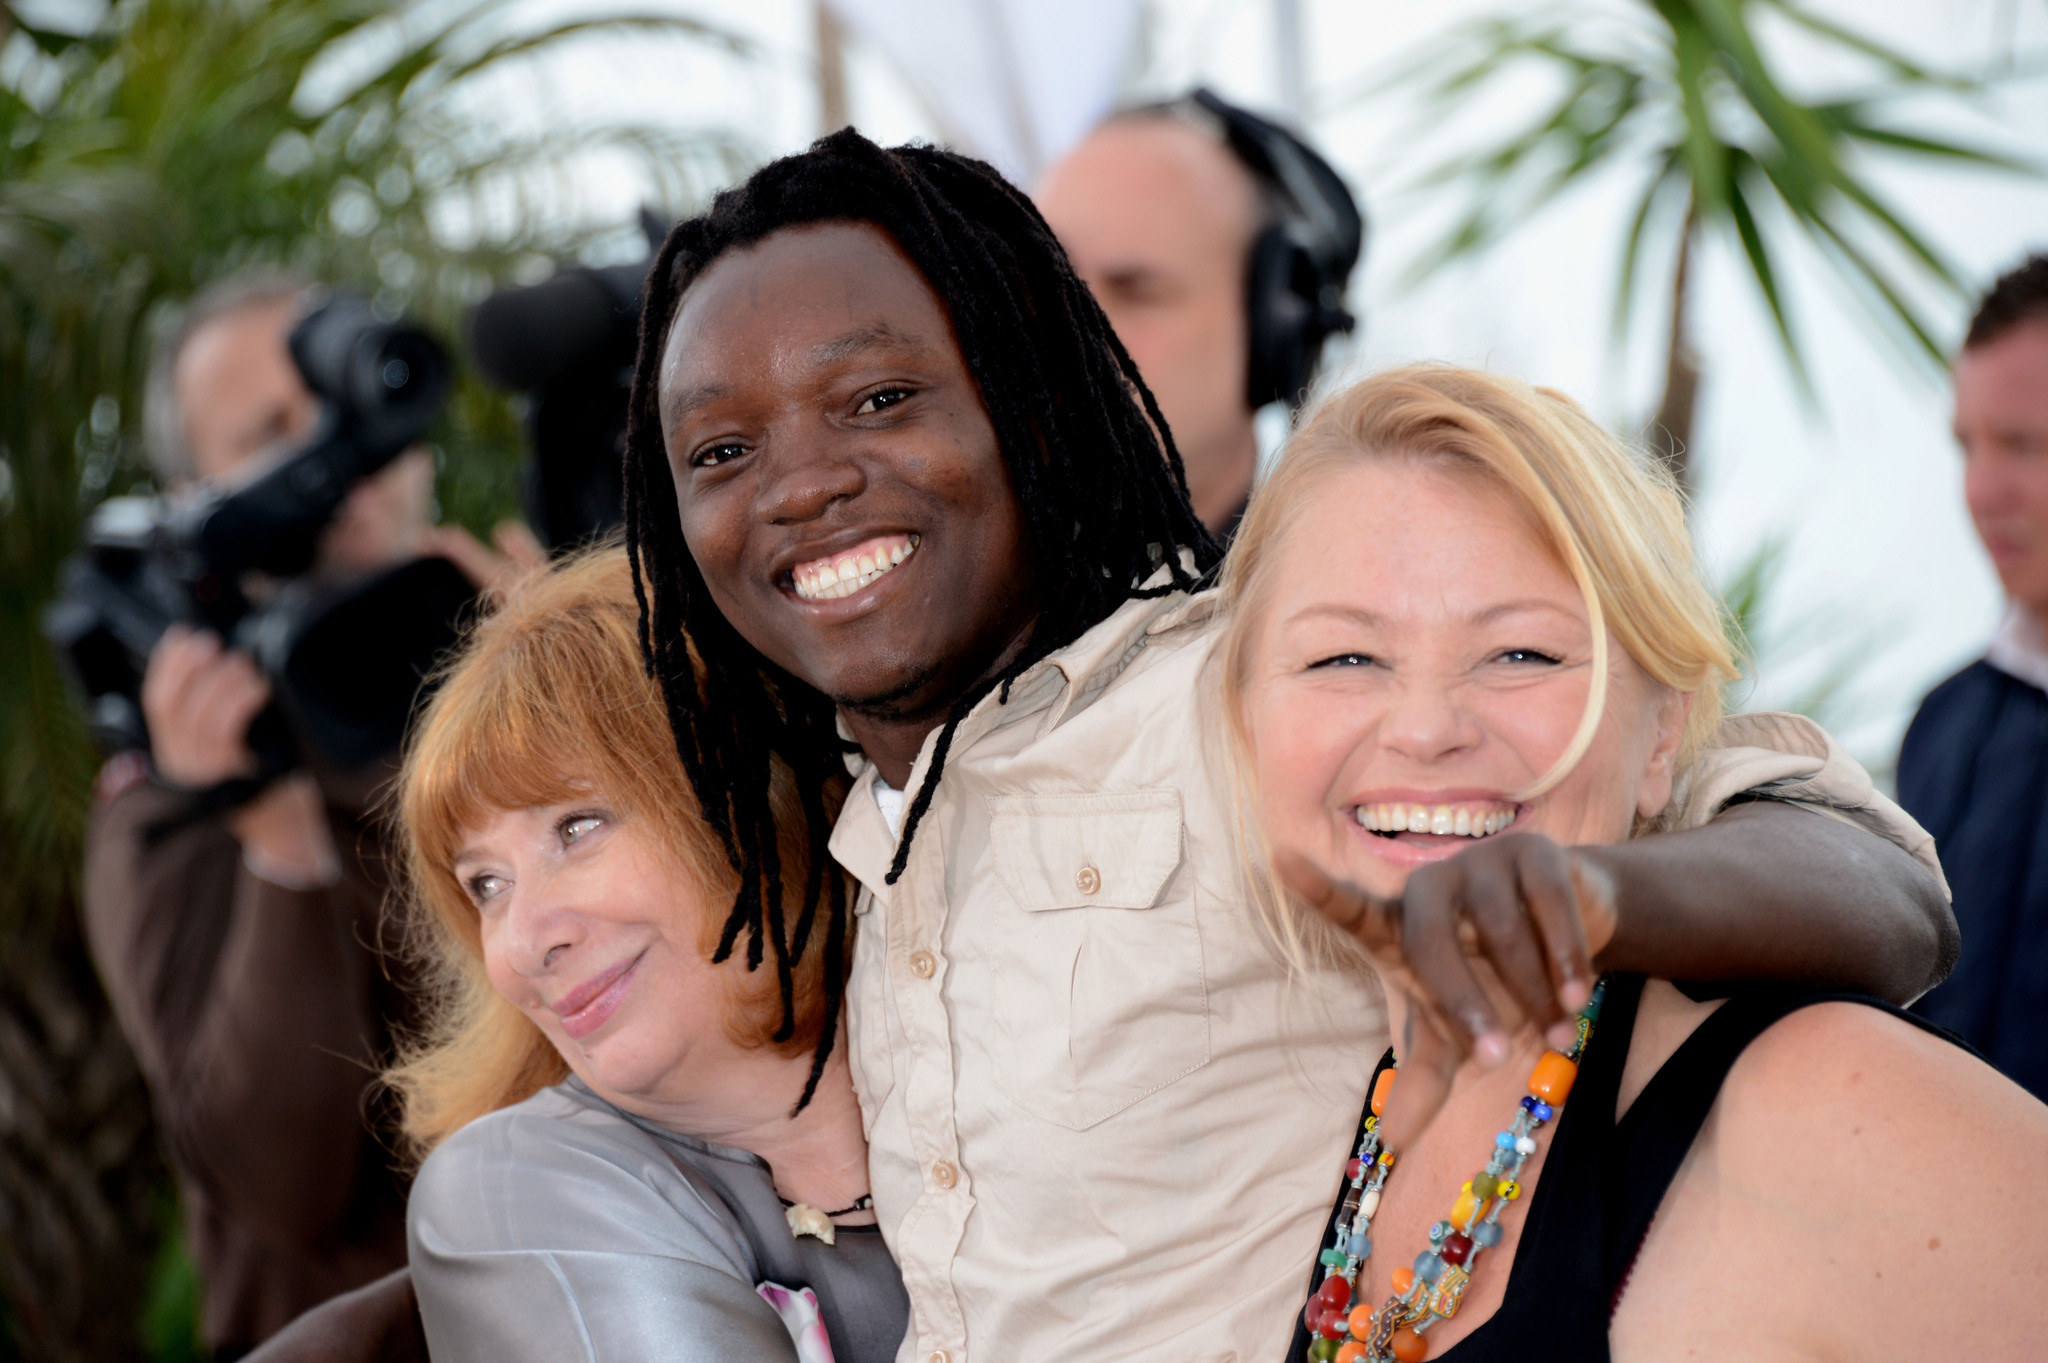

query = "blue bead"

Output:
[[1346, 1232, 1372, 1259], [1520, 1095, 1537, 1112], [1533, 1102, 1555, 1122], [1414, 1251, 1446, 1283], [1472, 1221, 1503, 1248], [1495, 1131, 1515, 1149]]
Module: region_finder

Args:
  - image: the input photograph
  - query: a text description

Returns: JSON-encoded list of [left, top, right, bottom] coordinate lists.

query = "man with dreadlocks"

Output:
[[620, 130, 1952, 1363]]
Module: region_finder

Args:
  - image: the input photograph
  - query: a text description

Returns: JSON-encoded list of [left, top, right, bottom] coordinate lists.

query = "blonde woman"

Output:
[[387, 547, 906, 1362], [1222, 367, 2048, 1362]]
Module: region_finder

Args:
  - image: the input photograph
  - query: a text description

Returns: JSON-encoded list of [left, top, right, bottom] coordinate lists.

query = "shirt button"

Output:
[[1075, 864, 1101, 895], [930, 1160, 958, 1189], [910, 949, 936, 978]]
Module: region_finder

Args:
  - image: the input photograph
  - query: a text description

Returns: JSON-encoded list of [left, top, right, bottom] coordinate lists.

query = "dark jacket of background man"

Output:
[[85, 758, 415, 1355], [1901, 252, 2048, 1103]]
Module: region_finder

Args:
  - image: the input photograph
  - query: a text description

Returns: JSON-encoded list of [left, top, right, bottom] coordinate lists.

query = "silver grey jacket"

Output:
[[408, 1079, 907, 1363]]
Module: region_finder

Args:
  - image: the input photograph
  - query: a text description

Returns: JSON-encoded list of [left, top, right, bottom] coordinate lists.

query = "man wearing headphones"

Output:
[[1038, 89, 1362, 539]]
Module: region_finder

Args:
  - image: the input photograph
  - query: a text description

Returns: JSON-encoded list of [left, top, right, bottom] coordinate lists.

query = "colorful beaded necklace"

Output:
[[1299, 978, 1607, 1363]]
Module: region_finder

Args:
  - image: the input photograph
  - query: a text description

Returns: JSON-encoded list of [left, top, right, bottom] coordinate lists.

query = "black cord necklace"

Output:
[[779, 1192, 873, 1218]]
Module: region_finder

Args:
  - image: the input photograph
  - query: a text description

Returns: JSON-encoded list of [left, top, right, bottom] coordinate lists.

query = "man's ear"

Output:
[[1636, 687, 1693, 821]]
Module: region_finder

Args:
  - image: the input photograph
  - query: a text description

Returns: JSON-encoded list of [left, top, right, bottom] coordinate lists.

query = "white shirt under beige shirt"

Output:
[[829, 583, 1942, 1363]]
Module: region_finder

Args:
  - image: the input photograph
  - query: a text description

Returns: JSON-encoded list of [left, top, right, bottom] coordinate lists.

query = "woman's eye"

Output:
[[855, 387, 911, 415], [692, 441, 746, 468], [559, 813, 604, 845], [1495, 648, 1564, 666], [1308, 652, 1377, 670], [467, 873, 506, 903]]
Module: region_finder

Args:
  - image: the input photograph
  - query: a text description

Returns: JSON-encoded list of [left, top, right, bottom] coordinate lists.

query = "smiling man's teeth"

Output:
[[1354, 801, 1518, 838], [792, 534, 919, 601]]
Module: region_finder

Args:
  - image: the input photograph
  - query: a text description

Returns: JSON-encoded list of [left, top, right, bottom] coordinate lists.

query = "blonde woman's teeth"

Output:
[[792, 535, 919, 601], [1354, 801, 1517, 837]]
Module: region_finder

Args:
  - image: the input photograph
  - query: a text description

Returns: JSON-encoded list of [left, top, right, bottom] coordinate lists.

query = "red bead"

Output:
[[1441, 1231, 1473, 1266], [1346, 1157, 1364, 1180], [1303, 1300, 1322, 1332], [1317, 1307, 1348, 1339], [1314, 1276, 1353, 1313]]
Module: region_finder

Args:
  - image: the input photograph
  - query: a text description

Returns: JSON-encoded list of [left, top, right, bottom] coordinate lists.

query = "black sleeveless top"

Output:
[[1286, 975, 1964, 1362]]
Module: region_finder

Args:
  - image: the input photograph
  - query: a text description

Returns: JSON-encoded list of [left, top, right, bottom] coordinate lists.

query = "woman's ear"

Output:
[[1635, 687, 1693, 821]]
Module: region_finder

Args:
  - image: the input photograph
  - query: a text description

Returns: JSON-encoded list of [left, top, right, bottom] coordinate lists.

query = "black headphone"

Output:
[[1184, 88, 1365, 411]]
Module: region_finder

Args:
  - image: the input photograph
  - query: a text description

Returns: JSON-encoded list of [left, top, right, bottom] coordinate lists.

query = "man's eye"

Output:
[[692, 441, 746, 468], [855, 388, 911, 415], [1308, 652, 1377, 670]]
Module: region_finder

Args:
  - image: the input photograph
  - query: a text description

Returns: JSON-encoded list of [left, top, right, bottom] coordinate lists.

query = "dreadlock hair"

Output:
[[622, 128, 1222, 1110]]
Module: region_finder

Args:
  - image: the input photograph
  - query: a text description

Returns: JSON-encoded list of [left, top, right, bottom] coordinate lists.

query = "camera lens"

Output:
[[382, 358, 411, 390]]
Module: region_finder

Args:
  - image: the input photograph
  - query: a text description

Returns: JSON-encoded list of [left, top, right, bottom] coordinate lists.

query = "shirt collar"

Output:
[[825, 570, 1220, 896], [1986, 603, 2048, 694], [1029, 567, 1219, 729]]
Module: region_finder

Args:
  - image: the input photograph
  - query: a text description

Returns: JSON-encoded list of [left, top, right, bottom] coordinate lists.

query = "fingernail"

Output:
[[1558, 976, 1591, 1011], [1546, 1021, 1578, 1051], [1475, 1030, 1510, 1067]]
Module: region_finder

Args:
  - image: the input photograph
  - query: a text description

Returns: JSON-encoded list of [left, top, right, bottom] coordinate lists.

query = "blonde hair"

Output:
[[384, 545, 842, 1161], [1218, 366, 1738, 956]]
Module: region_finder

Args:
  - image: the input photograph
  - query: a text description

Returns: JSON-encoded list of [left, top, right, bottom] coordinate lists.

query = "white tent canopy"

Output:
[[823, 0, 1140, 184]]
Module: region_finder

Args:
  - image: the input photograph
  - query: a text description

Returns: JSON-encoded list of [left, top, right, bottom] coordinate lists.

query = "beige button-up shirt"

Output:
[[829, 585, 1942, 1363]]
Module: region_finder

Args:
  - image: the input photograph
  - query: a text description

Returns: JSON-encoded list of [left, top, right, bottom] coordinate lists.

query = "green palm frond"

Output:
[[1355, 0, 2041, 387]]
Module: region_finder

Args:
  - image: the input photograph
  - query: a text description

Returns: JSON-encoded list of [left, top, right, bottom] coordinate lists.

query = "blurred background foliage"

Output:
[[0, 1, 753, 1357], [1355, 0, 2040, 495]]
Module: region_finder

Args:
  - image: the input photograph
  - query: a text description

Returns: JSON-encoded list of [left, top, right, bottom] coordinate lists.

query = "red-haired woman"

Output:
[[386, 546, 904, 1363]]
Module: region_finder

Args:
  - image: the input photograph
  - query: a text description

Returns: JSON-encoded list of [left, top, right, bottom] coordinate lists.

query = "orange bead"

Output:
[[1371, 1066, 1398, 1117], [1347, 1304, 1375, 1337], [1528, 1050, 1580, 1107], [1390, 1325, 1430, 1362], [1336, 1344, 1369, 1363], [1390, 1266, 1415, 1296]]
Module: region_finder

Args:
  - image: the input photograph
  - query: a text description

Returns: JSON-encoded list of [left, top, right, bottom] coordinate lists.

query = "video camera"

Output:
[[43, 291, 477, 792], [465, 209, 669, 552]]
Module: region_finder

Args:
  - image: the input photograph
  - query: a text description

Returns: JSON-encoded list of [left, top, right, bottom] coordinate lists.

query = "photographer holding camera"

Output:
[[77, 273, 533, 1359]]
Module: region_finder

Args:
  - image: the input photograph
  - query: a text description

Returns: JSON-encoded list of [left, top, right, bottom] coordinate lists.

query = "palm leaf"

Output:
[[1373, 0, 2040, 425]]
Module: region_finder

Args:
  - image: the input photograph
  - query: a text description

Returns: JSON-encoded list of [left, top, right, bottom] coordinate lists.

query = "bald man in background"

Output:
[[1039, 90, 1362, 539]]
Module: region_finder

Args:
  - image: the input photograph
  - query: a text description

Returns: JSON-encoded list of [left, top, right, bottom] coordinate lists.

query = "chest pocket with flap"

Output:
[[986, 789, 1211, 1130]]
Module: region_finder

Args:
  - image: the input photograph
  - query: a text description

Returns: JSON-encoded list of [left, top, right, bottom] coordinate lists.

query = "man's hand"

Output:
[[1274, 833, 1617, 1148], [142, 625, 269, 788], [141, 626, 337, 886], [423, 519, 547, 603]]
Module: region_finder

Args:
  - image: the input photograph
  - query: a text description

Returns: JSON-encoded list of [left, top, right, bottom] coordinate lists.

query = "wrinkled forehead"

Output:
[[657, 221, 962, 430], [1257, 455, 1583, 640], [1297, 451, 1555, 566], [1044, 116, 1263, 245]]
